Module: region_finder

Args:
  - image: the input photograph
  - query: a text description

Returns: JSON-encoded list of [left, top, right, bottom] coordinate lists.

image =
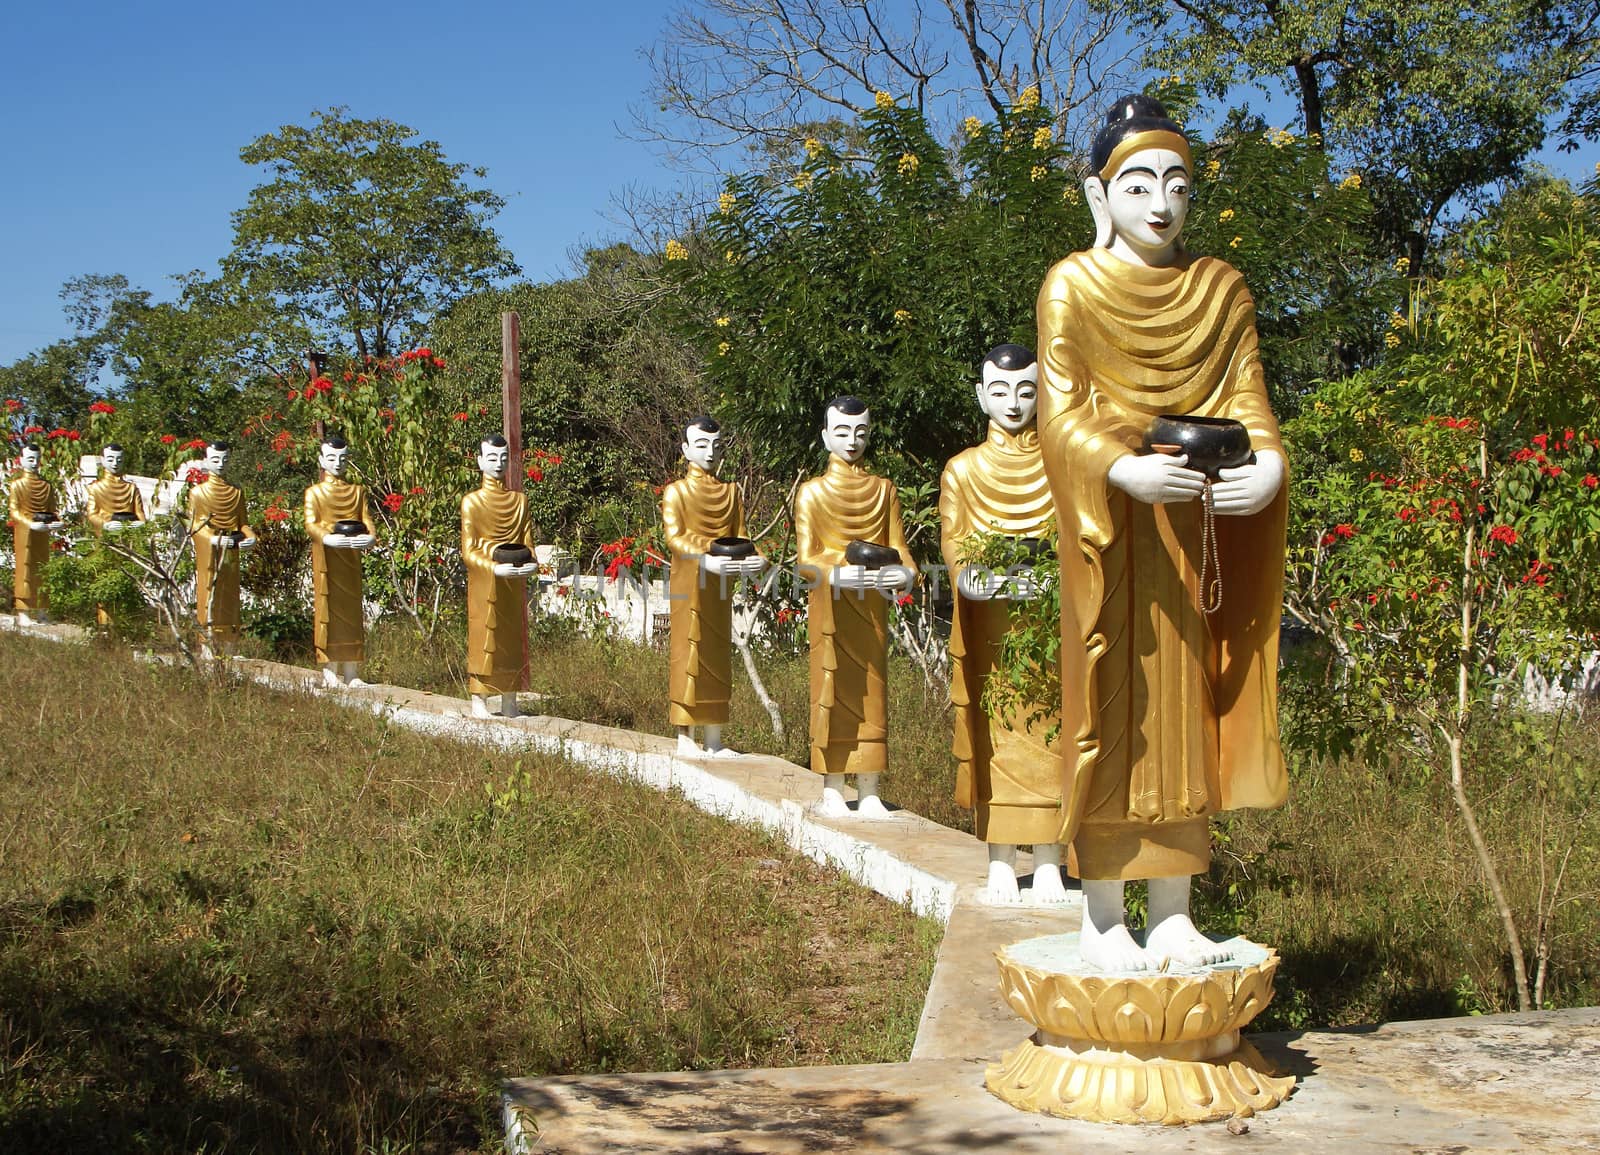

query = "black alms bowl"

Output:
[[1144, 414, 1252, 478], [215, 528, 245, 544], [708, 536, 756, 560], [491, 543, 534, 566], [332, 519, 368, 537], [845, 540, 903, 569], [110, 511, 139, 522]]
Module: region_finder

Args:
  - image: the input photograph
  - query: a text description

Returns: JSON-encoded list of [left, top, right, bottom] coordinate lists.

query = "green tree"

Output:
[[223, 108, 519, 362]]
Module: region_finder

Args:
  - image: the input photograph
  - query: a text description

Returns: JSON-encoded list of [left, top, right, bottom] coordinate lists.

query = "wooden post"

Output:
[[502, 312, 530, 689], [308, 348, 327, 444]]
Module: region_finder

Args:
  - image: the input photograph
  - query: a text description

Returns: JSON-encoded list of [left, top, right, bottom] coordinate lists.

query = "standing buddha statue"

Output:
[[304, 436, 376, 687], [8, 442, 58, 624], [462, 433, 538, 718], [188, 440, 256, 657], [85, 441, 148, 626]]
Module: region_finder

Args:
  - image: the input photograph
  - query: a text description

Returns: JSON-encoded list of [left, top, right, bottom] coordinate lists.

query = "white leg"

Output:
[[985, 844, 1022, 904], [703, 723, 740, 758], [1028, 843, 1072, 905], [676, 726, 700, 756], [854, 772, 890, 818], [17, 611, 33, 626], [815, 773, 851, 817], [343, 662, 366, 687], [1078, 879, 1150, 972], [500, 692, 519, 719], [322, 663, 342, 688], [470, 694, 493, 719], [1145, 875, 1233, 966]]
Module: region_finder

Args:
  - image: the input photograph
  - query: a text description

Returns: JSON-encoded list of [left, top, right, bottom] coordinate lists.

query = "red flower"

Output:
[[1488, 525, 1518, 545], [184, 467, 209, 485], [272, 430, 295, 454], [23, 424, 43, 434], [896, 593, 914, 607], [160, 433, 177, 444], [431, 357, 447, 369], [343, 371, 354, 382], [1367, 592, 1378, 605], [1335, 523, 1355, 538], [1511, 447, 1537, 463], [1532, 433, 1549, 449], [286, 390, 300, 402], [264, 505, 289, 523], [1542, 465, 1564, 478], [89, 400, 116, 415], [452, 412, 470, 422], [1397, 507, 1417, 522], [183, 438, 207, 451], [3, 399, 20, 412], [1584, 474, 1598, 490], [382, 493, 405, 513], [307, 376, 334, 395], [776, 607, 794, 624], [526, 466, 544, 483], [409, 485, 425, 495]]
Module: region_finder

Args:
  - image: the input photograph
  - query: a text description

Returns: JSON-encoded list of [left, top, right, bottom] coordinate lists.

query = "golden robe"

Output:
[[188, 476, 254, 644], [941, 423, 1061, 844], [1037, 247, 1288, 881], [661, 463, 747, 726], [8, 473, 56, 614], [305, 473, 372, 664], [461, 477, 534, 695], [795, 457, 917, 776], [86, 473, 148, 625]]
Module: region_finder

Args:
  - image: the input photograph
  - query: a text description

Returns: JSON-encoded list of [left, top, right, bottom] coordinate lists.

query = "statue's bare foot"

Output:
[[1079, 922, 1151, 972], [469, 696, 493, 720], [322, 666, 342, 689], [1028, 862, 1073, 906], [985, 860, 1022, 905], [854, 794, 891, 819], [347, 676, 366, 688], [813, 786, 852, 818], [676, 733, 701, 757], [1144, 914, 1233, 968]]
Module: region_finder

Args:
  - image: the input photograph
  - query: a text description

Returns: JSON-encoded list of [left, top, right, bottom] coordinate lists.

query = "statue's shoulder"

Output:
[[1040, 249, 1098, 294], [1186, 254, 1254, 299]]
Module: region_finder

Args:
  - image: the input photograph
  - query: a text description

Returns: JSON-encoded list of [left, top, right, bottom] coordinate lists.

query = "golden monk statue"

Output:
[[941, 344, 1068, 904], [795, 396, 916, 818], [8, 443, 59, 624], [85, 442, 149, 627], [304, 437, 376, 688], [661, 415, 766, 757], [462, 433, 537, 718], [1038, 95, 1288, 970], [187, 441, 256, 657]]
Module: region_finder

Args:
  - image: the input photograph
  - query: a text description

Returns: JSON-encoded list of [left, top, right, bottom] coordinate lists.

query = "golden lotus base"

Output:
[[986, 932, 1295, 1125]]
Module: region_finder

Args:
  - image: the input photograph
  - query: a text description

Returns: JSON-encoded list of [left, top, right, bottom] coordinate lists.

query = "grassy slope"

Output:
[[0, 631, 939, 1153]]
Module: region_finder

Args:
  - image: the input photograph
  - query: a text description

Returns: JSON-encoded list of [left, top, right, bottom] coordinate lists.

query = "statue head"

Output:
[[1083, 94, 1193, 267], [319, 436, 350, 478], [976, 344, 1039, 434], [681, 415, 724, 473], [203, 441, 230, 477], [19, 443, 41, 472], [102, 443, 125, 476], [478, 434, 510, 480], [821, 395, 871, 464]]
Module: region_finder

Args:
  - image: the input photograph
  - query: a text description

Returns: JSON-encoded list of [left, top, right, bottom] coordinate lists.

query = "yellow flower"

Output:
[[724, 249, 738, 264], [1204, 158, 1222, 180], [892, 308, 912, 324], [1313, 400, 1332, 416], [1061, 184, 1080, 204], [897, 152, 920, 176], [874, 90, 894, 110], [664, 239, 688, 261], [1389, 311, 1407, 330], [1349, 447, 1365, 463], [1339, 173, 1362, 191], [1030, 164, 1049, 182], [717, 341, 731, 356], [793, 170, 813, 190], [714, 316, 730, 328], [1393, 256, 1410, 274], [1218, 207, 1235, 222], [718, 190, 737, 215], [1228, 235, 1242, 248], [1032, 126, 1053, 150], [963, 116, 983, 138], [803, 137, 822, 158], [1269, 128, 1295, 148], [1016, 84, 1040, 111], [1384, 332, 1401, 349]]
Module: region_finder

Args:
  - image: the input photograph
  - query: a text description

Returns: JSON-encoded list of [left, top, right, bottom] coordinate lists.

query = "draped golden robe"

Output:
[[86, 473, 148, 625], [1037, 247, 1288, 881], [661, 463, 746, 726], [305, 473, 372, 664], [8, 473, 56, 614], [941, 423, 1061, 844], [188, 476, 254, 644], [795, 457, 917, 776], [461, 477, 534, 695]]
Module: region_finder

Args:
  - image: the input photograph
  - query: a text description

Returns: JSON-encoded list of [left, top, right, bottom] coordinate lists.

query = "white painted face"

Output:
[[478, 441, 509, 479], [1102, 147, 1190, 266], [977, 362, 1039, 434], [821, 406, 870, 464], [319, 442, 350, 477], [203, 445, 229, 476], [20, 446, 41, 472], [102, 447, 124, 475], [681, 425, 724, 473]]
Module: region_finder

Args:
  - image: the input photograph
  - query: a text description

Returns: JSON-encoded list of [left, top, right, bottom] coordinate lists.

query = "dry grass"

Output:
[[0, 630, 939, 1153]]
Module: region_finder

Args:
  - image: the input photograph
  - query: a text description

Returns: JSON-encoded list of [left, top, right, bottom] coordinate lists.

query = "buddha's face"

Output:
[[320, 443, 350, 477], [977, 362, 1039, 434], [20, 447, 40, 472], [102, 447, 124, 476], [478, 442, 509, 479], [821, 406, 870, 464], [204, 446, 229, 476], [682, 425, 724, 473], [1099, 146, 1190, 266]]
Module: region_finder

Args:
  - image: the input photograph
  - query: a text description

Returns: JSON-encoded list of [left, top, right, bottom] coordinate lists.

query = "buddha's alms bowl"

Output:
[[708, 536, 756, 560], [1145, 415, 1252, 478], [491, 543, 534, 566], [332, 520, 368, 537], [110, 511, 139, 522], [215, 528, 245, 544], [845, 540, 902, 569]]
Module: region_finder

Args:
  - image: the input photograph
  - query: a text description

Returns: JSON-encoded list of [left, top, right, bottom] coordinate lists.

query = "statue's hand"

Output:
[[213, 532, 234, 551], [493, 561, 538, 578], [700, 553, 734, 576], [834, 564, 874, 590], [236, 535, 256, 550], [1212, 449, 1285, 516], [29, 519, 53, 532], [877, 564, 914, 592], [1108, 452, 1206, 504], [349, 533, 377, 551]]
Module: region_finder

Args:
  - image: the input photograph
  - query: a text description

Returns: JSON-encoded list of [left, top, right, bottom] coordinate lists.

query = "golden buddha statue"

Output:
[[1037, 94, 1288, 970], [8, 443, 58, 623], [795, 396, 916, 818], [187, 441, 255, 655], [462, 434, 538, 718], [85, 442, 149, 626], [940, 344, 1067, 904], [661, 415, 765, 757], [304, 437, 376, 687]]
